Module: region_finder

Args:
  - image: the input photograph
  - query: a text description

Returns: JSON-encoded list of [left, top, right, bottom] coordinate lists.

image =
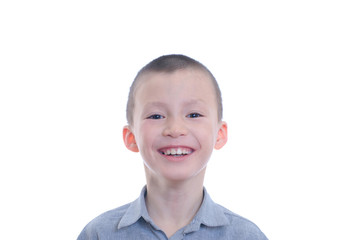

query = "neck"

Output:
[[144, 168, 206, 237]]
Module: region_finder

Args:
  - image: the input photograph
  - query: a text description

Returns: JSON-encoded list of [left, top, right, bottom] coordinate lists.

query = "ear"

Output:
[[123, 125, 139, 152], [214, 121, 228, 150]]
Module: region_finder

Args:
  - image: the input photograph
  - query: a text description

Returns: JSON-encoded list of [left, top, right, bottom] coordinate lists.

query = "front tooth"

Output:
[[171, 149, 177, 155], [176, 148, 182, 155]]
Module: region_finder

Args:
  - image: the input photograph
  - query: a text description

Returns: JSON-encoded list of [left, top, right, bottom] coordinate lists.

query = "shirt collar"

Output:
[[117, 186, 151, 229], [117, 186, 230, 230], [195, 187, 230, 227]]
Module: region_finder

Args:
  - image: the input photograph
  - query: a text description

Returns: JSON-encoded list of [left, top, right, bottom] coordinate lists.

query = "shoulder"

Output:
[[218, 204, 268, 240], [77, 203, 131, 240], [199, 188, 268, 239]]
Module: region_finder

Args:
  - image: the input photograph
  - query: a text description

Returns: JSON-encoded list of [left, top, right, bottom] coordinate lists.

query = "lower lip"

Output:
[[159, 152, 193, 162]]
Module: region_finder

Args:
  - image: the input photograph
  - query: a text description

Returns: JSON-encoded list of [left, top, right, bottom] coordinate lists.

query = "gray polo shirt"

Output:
[[77, 187, 267, 240]]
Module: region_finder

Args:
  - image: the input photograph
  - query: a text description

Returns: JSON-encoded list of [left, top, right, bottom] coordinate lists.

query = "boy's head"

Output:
[[126, 54, 223, 126], [123, 54, 227, 182]]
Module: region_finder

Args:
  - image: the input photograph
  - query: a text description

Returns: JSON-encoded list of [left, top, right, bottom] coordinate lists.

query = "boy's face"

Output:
[[123, 68, 227, 183]]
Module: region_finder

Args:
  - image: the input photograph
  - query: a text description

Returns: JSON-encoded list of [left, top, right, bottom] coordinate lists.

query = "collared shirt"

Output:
[[77, 187, 268, 240]]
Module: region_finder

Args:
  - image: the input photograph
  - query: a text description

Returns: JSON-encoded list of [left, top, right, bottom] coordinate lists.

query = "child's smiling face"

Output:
[[123, 68, 227, 182]]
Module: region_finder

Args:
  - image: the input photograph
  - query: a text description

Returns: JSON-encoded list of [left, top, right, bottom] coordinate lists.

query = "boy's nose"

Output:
[[162, 117, 188, 138]]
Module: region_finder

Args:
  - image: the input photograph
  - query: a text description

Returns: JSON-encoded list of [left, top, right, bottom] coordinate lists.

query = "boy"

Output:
[[77, 54, 267, 240]]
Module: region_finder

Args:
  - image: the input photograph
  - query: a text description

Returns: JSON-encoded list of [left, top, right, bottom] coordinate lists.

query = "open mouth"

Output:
[[159, 147, 194, 157]]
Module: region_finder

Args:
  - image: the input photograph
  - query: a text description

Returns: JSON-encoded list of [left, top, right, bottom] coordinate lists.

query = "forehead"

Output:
[[134, 68, 216, 102]]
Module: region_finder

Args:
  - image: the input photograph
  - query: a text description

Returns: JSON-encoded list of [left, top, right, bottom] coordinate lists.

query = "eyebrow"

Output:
[[143, 101, 167, 109], [144, 99, 207, 108], [184, 99, 207, 105]]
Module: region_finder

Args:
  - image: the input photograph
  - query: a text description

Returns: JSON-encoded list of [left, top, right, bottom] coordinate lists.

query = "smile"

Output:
[[158, 147, 194, 157]]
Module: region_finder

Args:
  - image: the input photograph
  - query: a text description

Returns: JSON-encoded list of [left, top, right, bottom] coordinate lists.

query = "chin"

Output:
[[161, 166, 207, 183]]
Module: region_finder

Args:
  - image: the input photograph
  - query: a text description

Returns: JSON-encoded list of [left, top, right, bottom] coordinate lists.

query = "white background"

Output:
[[1, 1, 360, 239]]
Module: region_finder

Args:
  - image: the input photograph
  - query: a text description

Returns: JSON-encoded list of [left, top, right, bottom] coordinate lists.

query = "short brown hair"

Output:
[[126, 54, 223, 125]]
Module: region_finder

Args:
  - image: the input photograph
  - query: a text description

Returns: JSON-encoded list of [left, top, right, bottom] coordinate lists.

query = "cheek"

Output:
[[137, 123, 158, 150], [195, 124, 219, 149]]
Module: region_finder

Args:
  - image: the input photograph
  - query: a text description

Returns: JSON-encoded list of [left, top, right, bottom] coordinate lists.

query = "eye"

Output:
[[147, 114, 164, 120], [187, 113, 203, 118]]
